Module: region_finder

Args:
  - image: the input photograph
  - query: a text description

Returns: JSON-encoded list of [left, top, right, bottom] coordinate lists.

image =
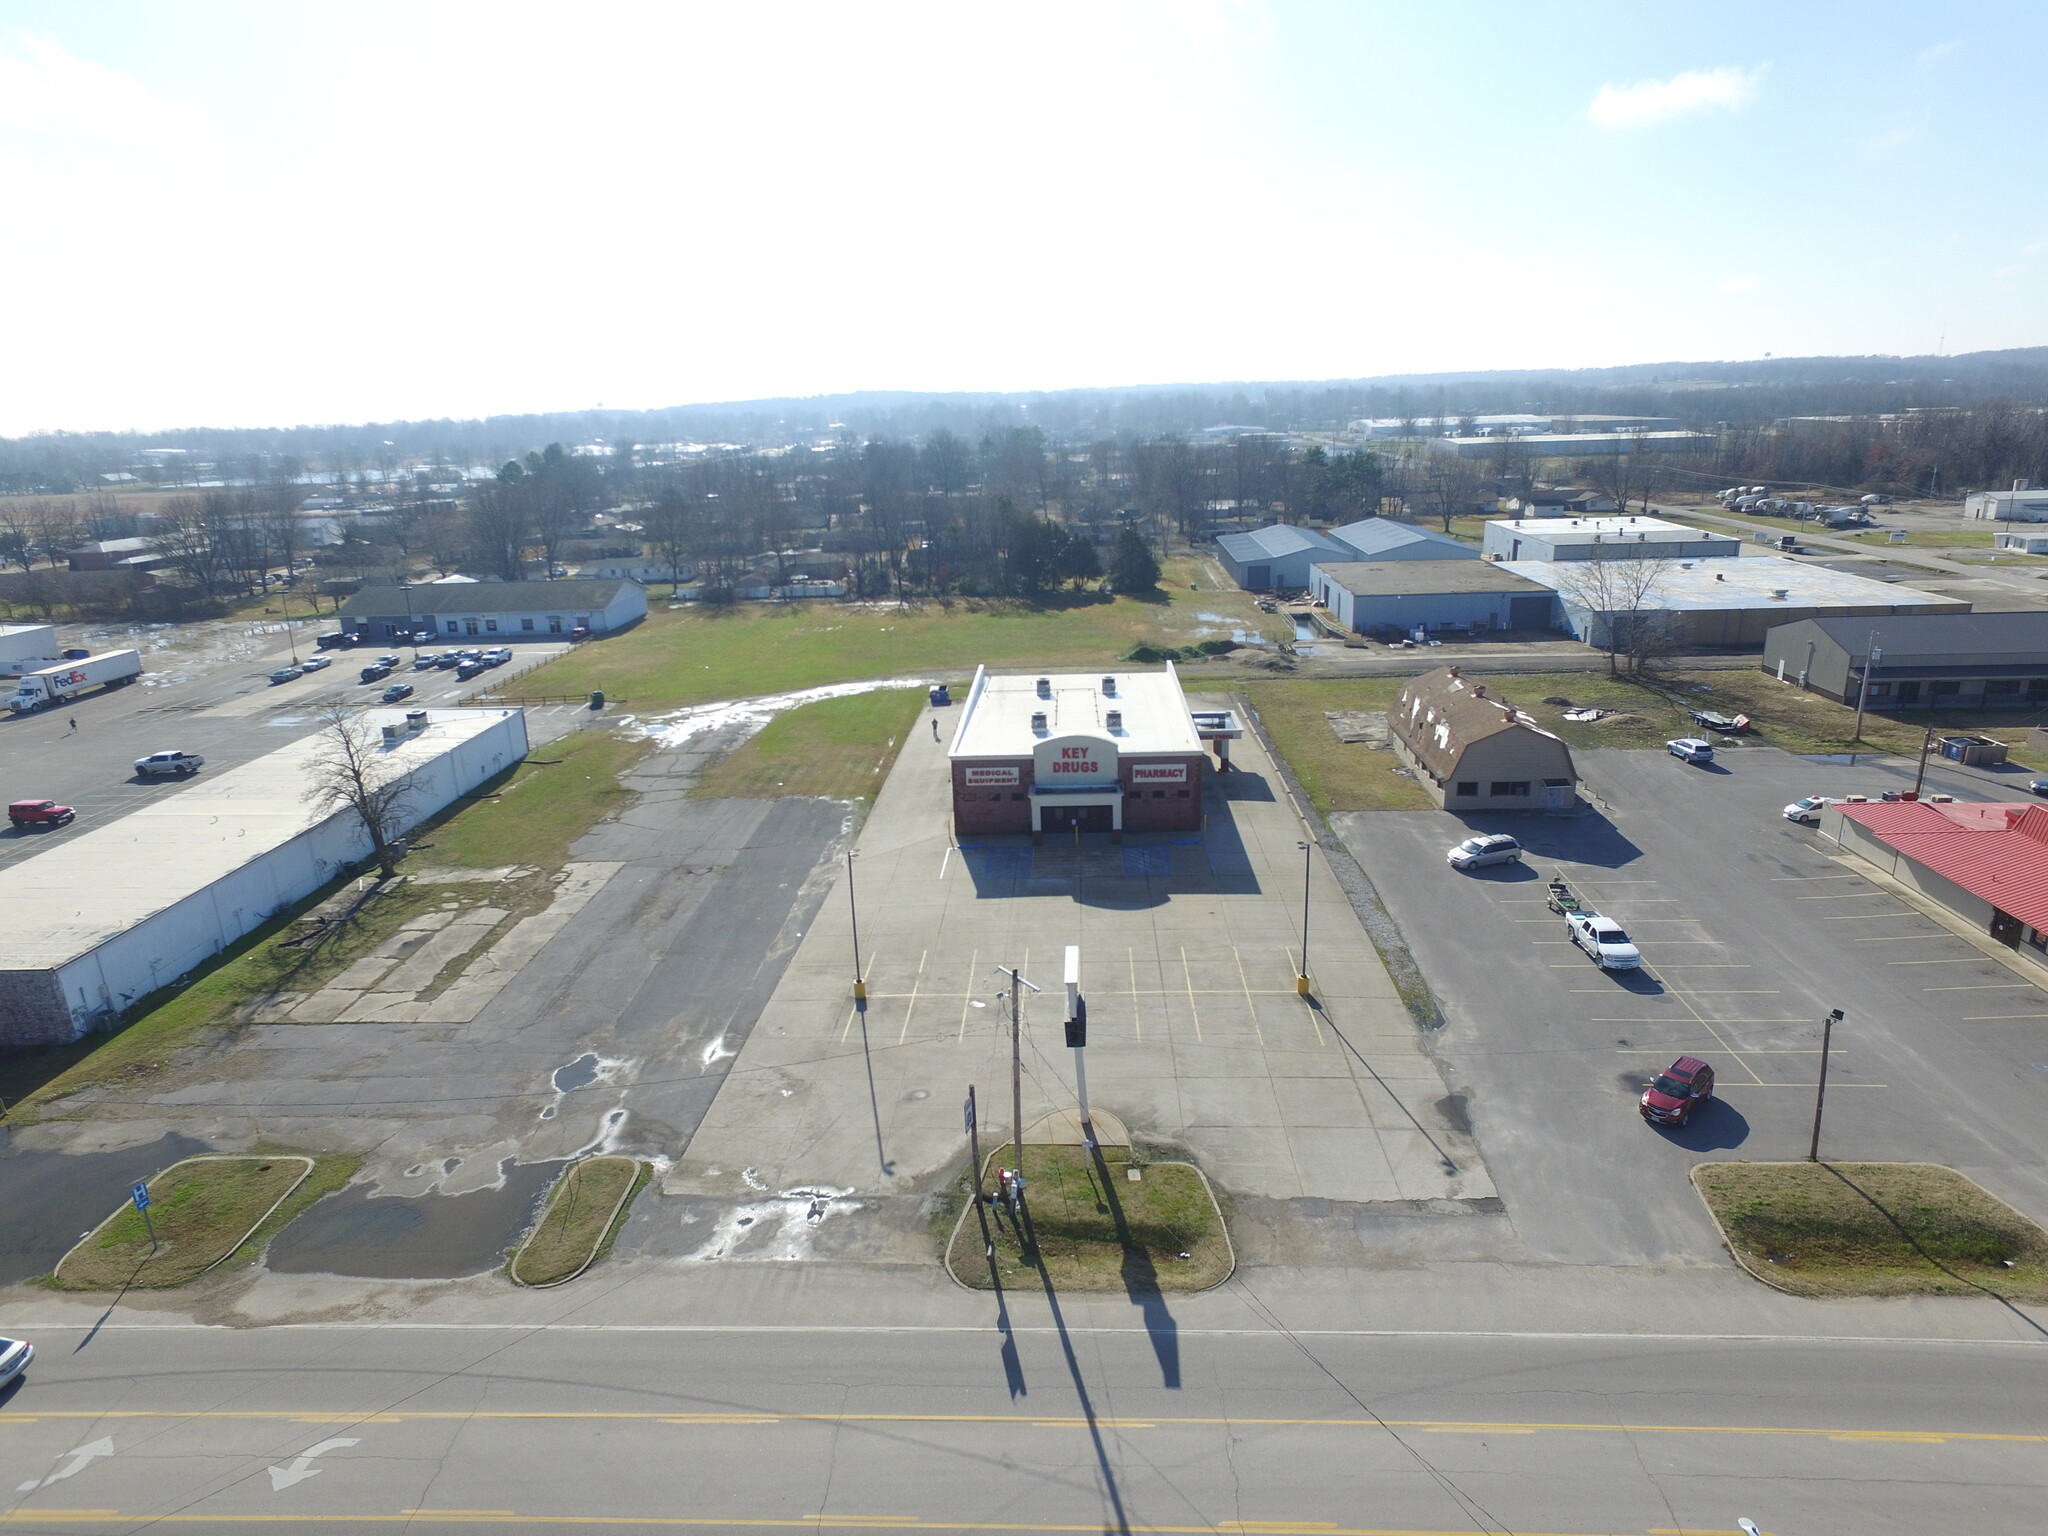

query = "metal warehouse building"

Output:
[[1217, 518, 1474, 591], [1309, 559, 1558, 637], [341, 578, 647, 643], [947, 665, 1240, 840], [1502, 555, 1966, 649], [1481, 516, 1742, 562], [1761, 611, 2048, 708], [0, 708, 529, 1048]]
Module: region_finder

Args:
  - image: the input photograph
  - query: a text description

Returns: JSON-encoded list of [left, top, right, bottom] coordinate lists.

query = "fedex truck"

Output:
[[8, 649, 142, 713]]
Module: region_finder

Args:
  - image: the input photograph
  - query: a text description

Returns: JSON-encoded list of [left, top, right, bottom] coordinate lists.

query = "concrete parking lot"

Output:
[[0, 619, 571, 871], [1336, 740, 2048, 1268]]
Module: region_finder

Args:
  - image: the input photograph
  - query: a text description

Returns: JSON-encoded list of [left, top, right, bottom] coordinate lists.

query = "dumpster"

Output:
[[589, 690, 605, 710], [1940, 734, 2007, 767], [929, 683, 950, 707]]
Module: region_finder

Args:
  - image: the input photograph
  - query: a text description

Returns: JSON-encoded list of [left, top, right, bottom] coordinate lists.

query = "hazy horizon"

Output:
[[3, 1, 2042, 435]]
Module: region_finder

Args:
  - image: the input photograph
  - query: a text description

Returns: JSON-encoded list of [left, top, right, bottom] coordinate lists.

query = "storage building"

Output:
[[1965, 483, 2048, 522], [1759, 612, 2048, 709], [340, 578, 647, 643], [1309, 559, 1558, 637], [0, 708, 530, 1048], [1215, 525, 1347, 592], [1481, 516, 1741, 562], [947, 665, 1238, 840], [1327, 517, 1478, 563], [1430, 430, 1716, 460], [1389, 667, 1577, 812]]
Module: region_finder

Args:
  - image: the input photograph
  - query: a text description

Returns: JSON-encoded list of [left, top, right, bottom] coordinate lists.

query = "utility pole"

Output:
[[995, 965, 1040, 1183], [1808, 1008, 1843, 1162], [1063, 945, 1089, 1132], [1852, 631, 1879, 744], [966, 1086, 982, 1196], [1911, 724, 1939, 799], [1296, 839, 1313, 995]]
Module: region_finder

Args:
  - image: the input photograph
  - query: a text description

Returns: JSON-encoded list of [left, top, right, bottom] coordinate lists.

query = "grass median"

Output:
[[946, 1144, 1232, 1293], [1693, 1161, 2048, 1302], [510, 1156, 646, 1286], [52, 1154, 355, 1289], [692, 687, 925, 803]]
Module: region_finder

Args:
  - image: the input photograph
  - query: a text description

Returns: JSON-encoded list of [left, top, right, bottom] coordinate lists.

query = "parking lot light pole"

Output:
[[1296, 839, 1313, 995], [1852, 631, 1880, 742], [1808, 1007, 1843, 1162], [847, 851, 865, 1004], [1911, 724, 1939, 799]]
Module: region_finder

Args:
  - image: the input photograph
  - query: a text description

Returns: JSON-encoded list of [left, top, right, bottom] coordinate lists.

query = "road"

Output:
[[0, 623, 568, 872], [2, 1318, 2044, 1533], [1335, 742, 2048, 1268]]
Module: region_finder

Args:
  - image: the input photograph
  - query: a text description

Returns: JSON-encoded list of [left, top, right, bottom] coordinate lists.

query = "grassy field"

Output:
[[692, 687, 925, 803], [510, 1156, 644, 1286], [946, 1144, 1232, 1292], [491, 574, 1285, 712], [1238, 679, 1432, 812], [54, 1155, 315, 1288], [1837, 527, 2000, 549], [3, 728, 650, 1119], [1693, 1162, 2048, 1301]]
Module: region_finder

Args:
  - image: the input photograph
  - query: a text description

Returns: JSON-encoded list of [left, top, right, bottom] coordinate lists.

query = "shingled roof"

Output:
[[1392, 666, 1566, 781]]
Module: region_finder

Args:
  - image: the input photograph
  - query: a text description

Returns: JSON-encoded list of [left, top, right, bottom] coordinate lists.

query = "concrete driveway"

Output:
[[1334, 740, 2048, 1268]]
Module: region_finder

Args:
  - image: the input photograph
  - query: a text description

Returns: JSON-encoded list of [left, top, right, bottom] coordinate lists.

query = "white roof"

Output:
[[1499, 554, 1961, 613], [1491, 516, 1734, 544], [0, 709, 512, 970], [949, 666, 1202, 758]]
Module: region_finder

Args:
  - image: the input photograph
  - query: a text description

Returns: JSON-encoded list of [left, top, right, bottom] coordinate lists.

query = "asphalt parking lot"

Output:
[[1335, 740, 2048, 1268], [0, 622, 570, 871]]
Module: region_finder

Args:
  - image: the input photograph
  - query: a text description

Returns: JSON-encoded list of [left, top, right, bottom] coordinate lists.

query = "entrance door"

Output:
[[1039, 804, 1113, 835], [1992, 909, 2023, 947]]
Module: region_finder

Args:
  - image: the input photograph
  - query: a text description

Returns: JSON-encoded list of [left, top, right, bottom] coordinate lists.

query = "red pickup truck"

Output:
[[8, 798, 76, 830]]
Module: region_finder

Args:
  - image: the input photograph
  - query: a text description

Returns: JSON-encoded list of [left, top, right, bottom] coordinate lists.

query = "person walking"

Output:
[[67, 717, 77, 733], [931, 717, 940, 742]]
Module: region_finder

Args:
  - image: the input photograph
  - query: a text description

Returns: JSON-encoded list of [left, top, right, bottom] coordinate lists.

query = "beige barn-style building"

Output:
[[1390, 667, 1578, 812]]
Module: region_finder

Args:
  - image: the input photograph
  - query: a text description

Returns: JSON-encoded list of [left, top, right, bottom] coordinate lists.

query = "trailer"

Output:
[[8, 649, 142, 713]]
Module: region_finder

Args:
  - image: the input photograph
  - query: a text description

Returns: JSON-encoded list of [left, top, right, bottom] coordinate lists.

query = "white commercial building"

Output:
[[1430, 430, 1716, 460], [1481, 516, 1743, 562], [1966, 484, 2048, 522], [0, 623, 63, 676], [0, 708, 529, 1048]]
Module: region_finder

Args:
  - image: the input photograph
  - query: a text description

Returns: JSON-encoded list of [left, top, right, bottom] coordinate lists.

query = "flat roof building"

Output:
[[1431, 430, 1716, 460], [1965, 484, 2048, 522], [341, 578, 647, 643], [947, 665, 1238, 840], [1761, 612, 2048, 708], [1482, 516, 1742, 562], [1390, 667, 1577, 813], [1309, 559, 1557, 637], [1502, 553, 1966, 649], [0, 708, 529, 1048]]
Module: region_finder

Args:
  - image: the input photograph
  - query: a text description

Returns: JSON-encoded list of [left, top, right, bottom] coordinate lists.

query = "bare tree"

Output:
[[1548, 551, 1676, 677], [1417, 451, 1484, 533], [304, 706, 419, 879]]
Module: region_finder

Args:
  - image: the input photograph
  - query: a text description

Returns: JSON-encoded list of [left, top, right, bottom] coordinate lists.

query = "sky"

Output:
[[0, 0, 2042, 434]]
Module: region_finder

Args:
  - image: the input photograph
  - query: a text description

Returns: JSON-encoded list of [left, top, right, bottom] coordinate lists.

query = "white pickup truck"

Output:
[[1567, 909, 1642, 970], [134, 750, 204, 778]]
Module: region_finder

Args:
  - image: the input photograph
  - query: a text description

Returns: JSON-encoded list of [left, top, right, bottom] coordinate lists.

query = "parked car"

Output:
[[380, 682, 415, 703], [374, 654, 401, 669], [1667, 737, 1714, 765], [314, 632, 349, 650], [134, 750, 204, 778], [483, 648, 512, 666], [1782, 795, 1838, 825], [1446, 833, 1523, 871], [359, 663, 393, 684], [412, 653, 440, 670], [434, 651, 464, 669], [455, 659, 487, 680], [0, 1335, 30, 1389], [1566, 909, 1641, 969], [1640, 1056, 1716, 1127], [569, 625, 591, 641], [8, 799, 75, 830], [269, 665, 302, 684], [299, 655, 331, 672], [2030, 778, 2048, 798]]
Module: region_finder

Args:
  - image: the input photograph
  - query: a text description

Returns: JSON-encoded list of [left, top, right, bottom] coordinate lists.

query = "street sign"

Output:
[[130, 1182, 150, 1212], [963, 1093, 976, 1131]]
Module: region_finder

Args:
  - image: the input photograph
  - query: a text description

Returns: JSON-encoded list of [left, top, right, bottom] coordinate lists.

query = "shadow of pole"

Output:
[[1025, 1216, 1135, 1536], [854, 1002, 894, 1178], [1085, 1141, 1181, 1390], [1309, 998, 1459, 1176], [74, 1252, 151, 1353]]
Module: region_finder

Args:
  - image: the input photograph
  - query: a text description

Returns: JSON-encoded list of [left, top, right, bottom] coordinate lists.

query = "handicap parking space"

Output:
[[1333, 740, 2048, 1265]]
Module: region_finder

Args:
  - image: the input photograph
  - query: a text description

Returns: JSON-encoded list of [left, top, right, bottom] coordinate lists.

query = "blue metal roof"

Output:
[[1216, 525, 1346, 563], [1328, 518, 1477, 559]]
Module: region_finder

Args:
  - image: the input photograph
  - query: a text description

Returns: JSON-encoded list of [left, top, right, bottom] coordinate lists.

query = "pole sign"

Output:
[[964, 1093, 976, 1131], [131, 1182, 150, 1212]]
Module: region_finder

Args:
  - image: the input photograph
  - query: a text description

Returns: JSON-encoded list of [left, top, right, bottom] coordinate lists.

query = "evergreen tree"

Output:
[[1109, 526, 1160, 593]]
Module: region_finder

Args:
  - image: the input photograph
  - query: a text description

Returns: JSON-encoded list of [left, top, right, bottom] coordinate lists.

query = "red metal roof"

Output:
[[1838, 800, 2048, 932]]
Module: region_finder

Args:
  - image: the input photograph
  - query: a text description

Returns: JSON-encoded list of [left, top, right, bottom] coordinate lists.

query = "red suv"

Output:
[[1640, 1056, 1715, 1127], [8, 798, 76, 830]]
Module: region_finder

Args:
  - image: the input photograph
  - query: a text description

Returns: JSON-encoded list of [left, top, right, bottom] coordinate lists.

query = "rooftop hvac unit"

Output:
[[1771, 589, 1789, 600], [1105, 710, 1123, 731], [1031, 711, 1047, 732], [1035, 677, 1051, 697], [405, 710, 429, 733], [381, 723, 401, 743], [1101, 676, 1116, 695]]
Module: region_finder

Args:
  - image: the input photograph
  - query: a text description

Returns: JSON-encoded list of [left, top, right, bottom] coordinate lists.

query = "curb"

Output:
[[510, 1156, 644, 1288], [54, 1155, 315, 1288]]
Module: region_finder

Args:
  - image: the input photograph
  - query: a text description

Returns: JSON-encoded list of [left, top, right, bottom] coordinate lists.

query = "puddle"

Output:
[[681, 1186, 858, 1261], [266, 1160, 566, 1278], [553, 1053, 602, 1093], [1292, 618, 1318, 641]]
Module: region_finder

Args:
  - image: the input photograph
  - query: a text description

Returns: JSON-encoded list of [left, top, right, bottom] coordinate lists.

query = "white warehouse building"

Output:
[[0, 708, 530, 1048]]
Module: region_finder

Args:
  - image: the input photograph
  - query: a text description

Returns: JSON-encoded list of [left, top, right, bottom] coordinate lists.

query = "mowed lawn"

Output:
[[499, 570, 1284, 711], [692, 687, 926, 803]]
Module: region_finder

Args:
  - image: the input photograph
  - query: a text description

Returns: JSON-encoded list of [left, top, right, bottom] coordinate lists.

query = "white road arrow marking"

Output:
[[17, 1437, 115, 1491], [266, 1437, 359, 1492]]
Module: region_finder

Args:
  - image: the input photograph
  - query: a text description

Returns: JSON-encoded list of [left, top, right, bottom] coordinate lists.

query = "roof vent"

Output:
[[1105, 710, 1123, 731], [1771, 588, 1789, 600], [1031, 711, 1047, 732], [1035, 677, 1051, 698], [1102, 676, 1116, 695]]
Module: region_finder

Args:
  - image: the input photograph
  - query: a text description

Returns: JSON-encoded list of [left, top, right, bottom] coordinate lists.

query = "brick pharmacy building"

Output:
[[948, 664, 1235, 840]]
